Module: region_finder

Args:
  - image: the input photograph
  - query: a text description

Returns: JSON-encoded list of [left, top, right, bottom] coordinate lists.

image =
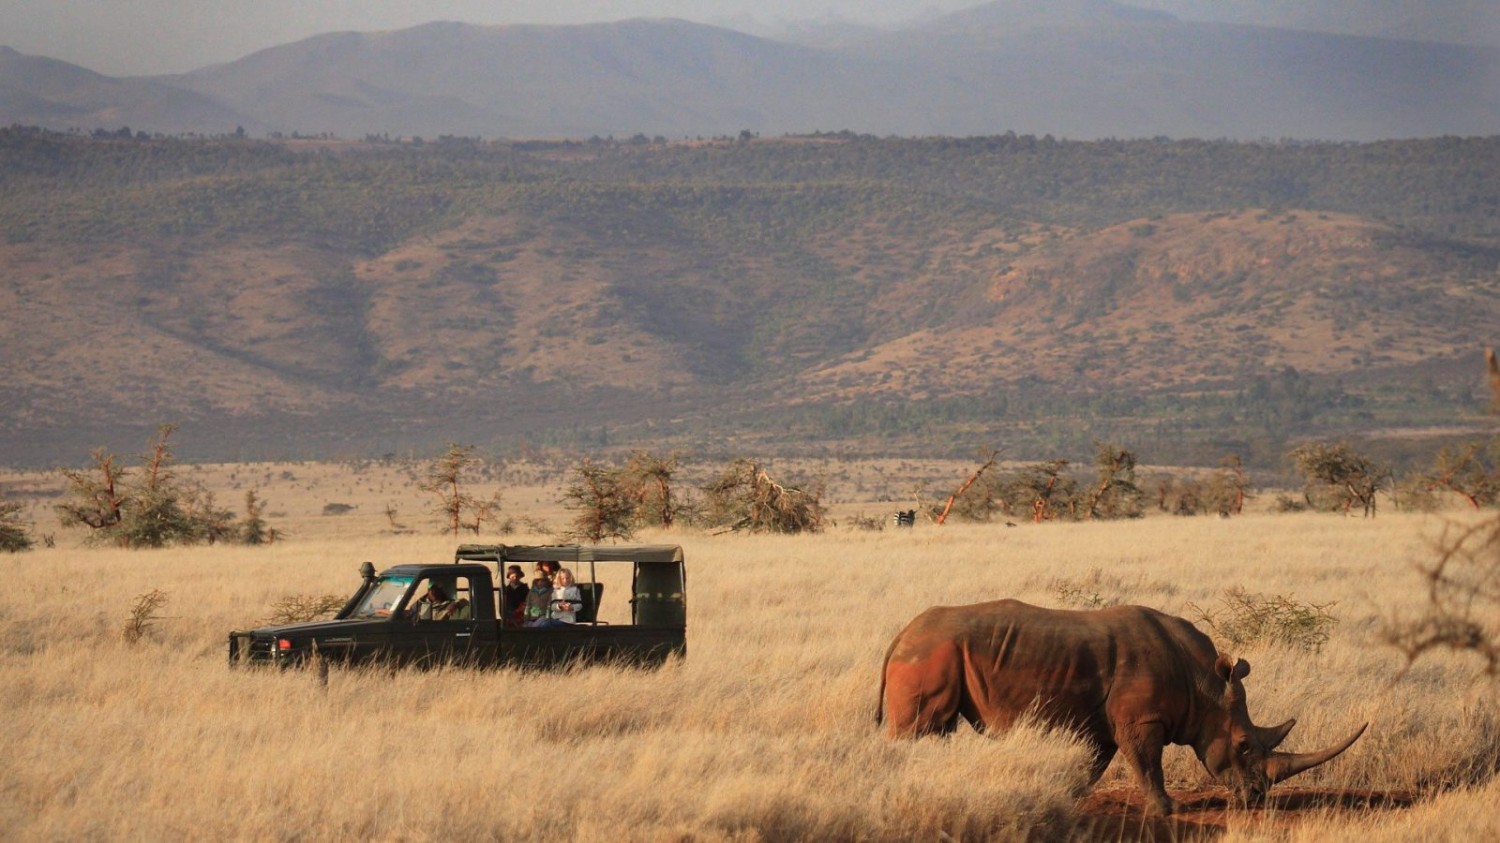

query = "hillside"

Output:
[[3, 129, 1499, 468], [2, 4, 1499, 141], [1129, 0, 1500, 50], [794, 208, 1500, 397]]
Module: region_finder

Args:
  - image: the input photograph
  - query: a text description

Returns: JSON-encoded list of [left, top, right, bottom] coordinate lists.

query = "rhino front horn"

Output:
[[1266, 722, 1368, 784]]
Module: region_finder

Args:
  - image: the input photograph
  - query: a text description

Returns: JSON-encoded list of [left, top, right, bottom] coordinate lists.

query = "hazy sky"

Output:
[[0, 1, 983, 76]]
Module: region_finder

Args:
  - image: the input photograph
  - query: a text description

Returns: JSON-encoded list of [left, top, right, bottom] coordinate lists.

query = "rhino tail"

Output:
[[875, 629, 904, 727]]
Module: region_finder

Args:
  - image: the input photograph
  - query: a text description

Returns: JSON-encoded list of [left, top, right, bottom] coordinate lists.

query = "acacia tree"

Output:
[[178, 483, 237, 545], [1144, 456, 1251, 517], [563, 459, 636, 543], [116, 425, 205, 548], [1001, 460, 1078, 523], [1148, 473, 1206, 516], [55, 425, 248, 548], [240, 490, 272, 545], [55, 448, 128, 537], [1085, 442, 1144, 520], [418, 443, 501, 536], [623, 450, 691, 528], [1206, 454, 1253, 516], [1289, 441, 1390, 517], [0, 500, 33, 552], [1415, 440, 1500, 510]]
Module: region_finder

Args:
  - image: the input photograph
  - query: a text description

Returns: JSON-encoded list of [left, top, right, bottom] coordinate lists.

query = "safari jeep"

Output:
[[228, 544, 686, 669]]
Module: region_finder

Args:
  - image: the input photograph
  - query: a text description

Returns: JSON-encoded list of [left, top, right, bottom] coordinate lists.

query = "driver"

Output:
[[410, 581, 466, 621]]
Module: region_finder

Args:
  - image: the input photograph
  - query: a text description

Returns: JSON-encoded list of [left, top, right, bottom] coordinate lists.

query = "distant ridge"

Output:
[[2, 1, 1499, 141], [0, 46, 249, 132]]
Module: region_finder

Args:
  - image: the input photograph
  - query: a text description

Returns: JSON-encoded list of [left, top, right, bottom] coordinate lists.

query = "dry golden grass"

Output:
[[3, 463, 1499, 840]]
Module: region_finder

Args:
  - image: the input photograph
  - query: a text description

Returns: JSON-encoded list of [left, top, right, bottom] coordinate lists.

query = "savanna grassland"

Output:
[[4, 460, 1499, 841]]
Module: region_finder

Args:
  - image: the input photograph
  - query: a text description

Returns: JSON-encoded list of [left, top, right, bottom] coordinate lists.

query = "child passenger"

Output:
[[524, 566, 553, 623], [527, 567, 581, 627], [500, 565, 528, 626]]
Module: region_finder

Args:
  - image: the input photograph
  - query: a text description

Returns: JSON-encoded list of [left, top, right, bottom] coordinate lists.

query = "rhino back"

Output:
[[889, 600, 1215, 732]]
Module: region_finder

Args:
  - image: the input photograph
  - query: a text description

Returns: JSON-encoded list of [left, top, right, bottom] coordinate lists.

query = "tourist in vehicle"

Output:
[[527, 567, 582, 627], [501, 565, 528, 626], [547, 568, 583, 624], [524, 570, 554, 623], [409, 581, 466, 621]]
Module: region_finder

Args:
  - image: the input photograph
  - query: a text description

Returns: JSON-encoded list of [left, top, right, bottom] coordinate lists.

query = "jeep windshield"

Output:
[[350, 576, 414, 619]]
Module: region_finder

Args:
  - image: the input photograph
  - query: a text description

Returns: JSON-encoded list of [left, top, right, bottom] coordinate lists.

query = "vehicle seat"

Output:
[[574, 582, 602, 624], [633, 592, 685, 626]]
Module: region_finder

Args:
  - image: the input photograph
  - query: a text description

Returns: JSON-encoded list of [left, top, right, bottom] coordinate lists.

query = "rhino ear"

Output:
[[1212, 654, 1248, 678], [1213, 656, 1251, 682]]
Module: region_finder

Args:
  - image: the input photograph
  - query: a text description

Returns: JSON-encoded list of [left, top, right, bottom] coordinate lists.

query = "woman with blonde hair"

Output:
[[547, 567, 583, 624], [527, 567, 582, 627]]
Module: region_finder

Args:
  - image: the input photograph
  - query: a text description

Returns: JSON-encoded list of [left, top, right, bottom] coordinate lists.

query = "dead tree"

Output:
[[1382, 516, 1500, 677], [705, 459, 824, 534], [935, 451, 998, 526], [1382, 349, 1500, 678]]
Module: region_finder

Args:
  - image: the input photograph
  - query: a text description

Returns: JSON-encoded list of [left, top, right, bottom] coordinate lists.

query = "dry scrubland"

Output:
[[4, 464, 1500, 841]]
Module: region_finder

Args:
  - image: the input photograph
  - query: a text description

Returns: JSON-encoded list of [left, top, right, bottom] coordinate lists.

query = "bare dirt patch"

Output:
[[1076, 785, 1418, 840]]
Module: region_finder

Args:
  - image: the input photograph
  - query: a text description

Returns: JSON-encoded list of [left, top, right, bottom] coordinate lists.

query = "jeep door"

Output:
[[389, 574, 479, 666]]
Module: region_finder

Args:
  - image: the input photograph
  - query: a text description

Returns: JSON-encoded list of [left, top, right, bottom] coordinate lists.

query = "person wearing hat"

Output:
[[524, 569, 554, 623], [409, 580, 466, 621], [500, 565, 529, 626], [528, 567, 582, 627]]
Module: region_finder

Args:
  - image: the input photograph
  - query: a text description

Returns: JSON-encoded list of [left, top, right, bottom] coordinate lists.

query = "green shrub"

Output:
[[0, 500, 33, 552], [1189, 586, 1338, 653]]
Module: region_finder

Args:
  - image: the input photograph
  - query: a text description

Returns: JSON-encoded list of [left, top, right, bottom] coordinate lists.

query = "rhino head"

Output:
[[1198, 655, 1367, 805]]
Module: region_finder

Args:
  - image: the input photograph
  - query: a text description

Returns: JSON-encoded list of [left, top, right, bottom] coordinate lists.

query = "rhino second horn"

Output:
[[1254, 718, 1296, 750], [1266, 723, 1368, 784]]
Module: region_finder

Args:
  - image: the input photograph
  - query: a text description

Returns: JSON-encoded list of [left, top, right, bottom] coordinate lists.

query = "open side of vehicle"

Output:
[[228, 544, 686, 670]]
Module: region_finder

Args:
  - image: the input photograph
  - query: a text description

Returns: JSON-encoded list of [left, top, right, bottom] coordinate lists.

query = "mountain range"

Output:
[[3, 127, 1498, 469], [3, 0, 1499, 142]]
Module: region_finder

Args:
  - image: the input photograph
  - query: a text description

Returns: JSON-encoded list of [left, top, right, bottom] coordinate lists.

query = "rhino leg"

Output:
[[881, 646, 964, 738], [1085, 741, 1117, 786], [1116, 722, 1176, 816]]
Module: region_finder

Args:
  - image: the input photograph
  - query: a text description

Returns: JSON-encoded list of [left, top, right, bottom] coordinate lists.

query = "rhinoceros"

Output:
[[877, 599, 1366, 815]]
